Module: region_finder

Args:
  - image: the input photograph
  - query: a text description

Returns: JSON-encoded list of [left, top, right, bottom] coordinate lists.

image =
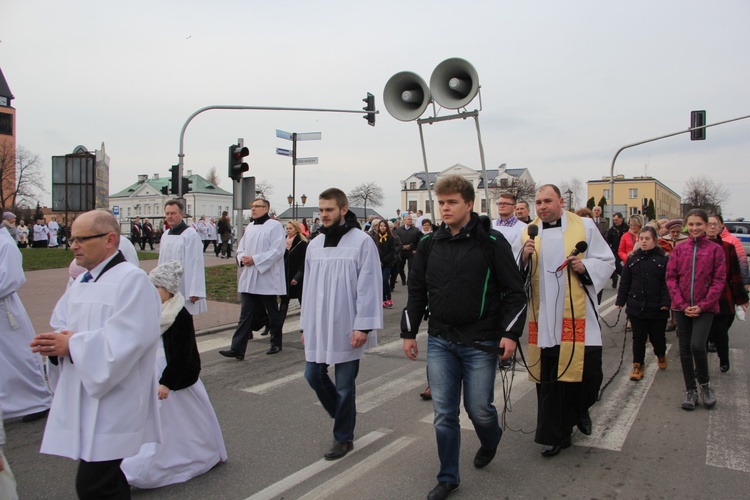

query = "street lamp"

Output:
[[565, 189, 573, 211], [287, 193, 307, 220]]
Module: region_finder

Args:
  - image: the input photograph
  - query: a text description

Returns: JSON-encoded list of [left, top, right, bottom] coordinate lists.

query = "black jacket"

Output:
[[160, 307, 201, 391], [394, 224, 422, 257], [606, 222, 629, 256], [615, 246, 670, 319], [373, 232, 398, 268], [284, 235, 308, 300], [400, 213, 527, 342]]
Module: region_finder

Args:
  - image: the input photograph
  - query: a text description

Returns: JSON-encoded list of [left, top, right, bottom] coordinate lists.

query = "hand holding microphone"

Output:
[[556, 241, 588, 273], [521, 224, 538, 266]]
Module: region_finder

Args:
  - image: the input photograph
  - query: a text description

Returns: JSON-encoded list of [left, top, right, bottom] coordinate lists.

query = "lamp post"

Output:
[[287, 193, 307, 220], [565, 189, 573, 211]]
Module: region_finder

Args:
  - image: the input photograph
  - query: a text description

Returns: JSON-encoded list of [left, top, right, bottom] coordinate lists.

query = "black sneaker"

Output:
[[427, 482, 459, 500]]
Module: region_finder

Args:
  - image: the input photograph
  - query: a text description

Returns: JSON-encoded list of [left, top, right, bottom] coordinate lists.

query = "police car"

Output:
[[724, 219, 750, 255]]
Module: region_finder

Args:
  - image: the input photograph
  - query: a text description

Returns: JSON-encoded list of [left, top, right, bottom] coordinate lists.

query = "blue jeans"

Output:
[[305, 360, 360, 443], [428, 335, 501, 485]]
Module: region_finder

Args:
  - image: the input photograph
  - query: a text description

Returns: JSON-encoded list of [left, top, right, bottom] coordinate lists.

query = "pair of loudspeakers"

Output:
[[383, 58, 480, 122]]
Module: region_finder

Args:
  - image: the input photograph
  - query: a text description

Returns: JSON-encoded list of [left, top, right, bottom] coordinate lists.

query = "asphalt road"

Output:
[[7, 285, 750, 499]]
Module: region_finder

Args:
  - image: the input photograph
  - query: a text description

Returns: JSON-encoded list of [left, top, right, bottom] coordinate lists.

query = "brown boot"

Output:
[[630, 363, 644, 381], [657, 356, 668, 370]]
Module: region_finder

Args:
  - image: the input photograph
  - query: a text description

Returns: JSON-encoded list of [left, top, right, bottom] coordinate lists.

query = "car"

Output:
[[724, 220, 750, 255]]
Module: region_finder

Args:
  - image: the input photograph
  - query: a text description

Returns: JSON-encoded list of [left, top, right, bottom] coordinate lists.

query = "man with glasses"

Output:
[[158, 199, 207, 315], [494, 192, 526, 266], [220, 199, 286, 359], [31, 210, 161, 499]]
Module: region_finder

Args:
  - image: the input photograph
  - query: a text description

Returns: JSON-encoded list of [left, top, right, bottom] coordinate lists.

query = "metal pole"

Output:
[[417, 122, 434, 222], [608, 113, 750, 225], [473, 114, 492, 221], [292, 133, 297, 220]]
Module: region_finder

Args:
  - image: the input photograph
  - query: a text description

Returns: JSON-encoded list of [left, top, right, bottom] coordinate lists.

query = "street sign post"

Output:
[[112, 205, 120, 217], [277, 130, 321, 219], [276, 148, 292, 156], [295, 157, 318, 165]]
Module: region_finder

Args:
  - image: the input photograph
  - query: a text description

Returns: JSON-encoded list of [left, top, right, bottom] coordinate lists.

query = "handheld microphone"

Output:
[[527, 224, 538, 240], [556, 241, 588, 272]]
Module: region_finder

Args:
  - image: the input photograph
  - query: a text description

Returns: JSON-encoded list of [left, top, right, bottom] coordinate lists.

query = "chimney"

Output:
[[498, 163, 507, 174], [137, 174, 148, 182], [186, 170, 192, 176], [153, 173, 159, 179]]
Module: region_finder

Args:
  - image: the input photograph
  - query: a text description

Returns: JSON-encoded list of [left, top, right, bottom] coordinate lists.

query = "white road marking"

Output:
[[706, 348, 750, 472], [241, 371, 305, 395], [366, 330, 427, 355], [575, 344, 672, 451], [198, 319, 301, 354], [356, 366, 427, 413], [297, 435, 417, 500], [245, 429, 392, 500]]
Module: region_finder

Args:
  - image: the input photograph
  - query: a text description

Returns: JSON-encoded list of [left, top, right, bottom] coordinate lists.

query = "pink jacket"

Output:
[[666, 234, 726, 313], [618, 231, 637, 264], [721, 227, 750, 285]]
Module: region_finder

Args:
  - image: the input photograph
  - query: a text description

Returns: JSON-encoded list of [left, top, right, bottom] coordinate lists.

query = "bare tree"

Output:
[[682, 175, 730, 211], [206, 166, 220, 187], [489, 178, 537, 205], [349, 181, 384, 221], [558, 178, 584, 210], [254, 179, 274, 199], [0, 143, 47, 212]]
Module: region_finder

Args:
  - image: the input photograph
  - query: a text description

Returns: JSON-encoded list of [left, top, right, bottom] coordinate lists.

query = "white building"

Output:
[[110, 171, 232, 230]]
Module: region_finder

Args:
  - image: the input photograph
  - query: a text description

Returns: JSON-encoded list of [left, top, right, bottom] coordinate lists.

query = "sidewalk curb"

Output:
[[195, 310, 301, 337]]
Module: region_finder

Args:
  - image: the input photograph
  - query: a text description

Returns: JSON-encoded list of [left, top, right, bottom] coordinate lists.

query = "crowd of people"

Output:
[[2, 213, 69, 249], [1, 181, 748, 500]]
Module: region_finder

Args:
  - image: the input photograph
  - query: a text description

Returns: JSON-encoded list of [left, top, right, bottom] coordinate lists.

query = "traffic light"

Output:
[[228, 143, 249, 181], [169, 165, 180, 194], [691, 110, 706, 140], [363, 92, 375, 126], [161, 185, 168, 195], [181, 176, 192, 195]]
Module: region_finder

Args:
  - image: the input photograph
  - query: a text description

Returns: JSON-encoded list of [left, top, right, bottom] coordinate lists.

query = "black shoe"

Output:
[[402, 280, 407, 286], [266, 346, 282, 355], [720, 363, 730, 373], [577, 410, 592, 435], [22, 409, 49, 423], [324, 440, 353, 460], [219, 349, 244, 361], [665, 324, 676, 332], [473, 444, 498, 468], [707, 342, 717, 353], [427, 482, 459, 500], [261, 328, 270, 336], [541, 436, 571, 457]]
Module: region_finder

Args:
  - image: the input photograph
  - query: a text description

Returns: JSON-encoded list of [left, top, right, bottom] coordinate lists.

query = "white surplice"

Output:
[[197, 220, 209, 241], [533, 213, 615, 348], [32, 224, 48, 243], [41, 256, 162, 461], [301, 228, 383, 365], [158, 226, 207, 315], [236, 219, 286, 295], [0, 229, 53, 419], [494, 219, 527, 267], [47, 221, 60, 247], [118, 237, 140, 266]]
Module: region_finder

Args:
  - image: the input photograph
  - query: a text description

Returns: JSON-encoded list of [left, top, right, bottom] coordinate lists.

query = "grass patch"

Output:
[[20, 248, 159, 271], [205, 264, 240, 304]]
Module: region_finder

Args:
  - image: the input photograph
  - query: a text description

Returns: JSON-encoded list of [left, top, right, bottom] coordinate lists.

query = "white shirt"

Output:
[[236, 218, 286, 295]]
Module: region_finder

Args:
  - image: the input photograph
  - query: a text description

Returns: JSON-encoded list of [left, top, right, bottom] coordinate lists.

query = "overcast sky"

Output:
[[2, 0, 749, 218]]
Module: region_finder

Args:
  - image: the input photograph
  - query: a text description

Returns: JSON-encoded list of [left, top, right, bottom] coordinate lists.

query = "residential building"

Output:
[[587, 175, 681, 220], [401, 163, 536, 222], [0, 65, 16, 211]]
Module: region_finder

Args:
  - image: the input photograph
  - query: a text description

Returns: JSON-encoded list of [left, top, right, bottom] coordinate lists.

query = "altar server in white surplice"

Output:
[[48, 216, 60, 247], [301, 188, 383, 461], [31, 210, 162, 499], [0, 223, 52, 422], [158, 199, 207, 315]]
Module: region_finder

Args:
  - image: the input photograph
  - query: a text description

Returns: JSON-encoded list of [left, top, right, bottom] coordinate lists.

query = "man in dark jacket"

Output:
[[393, 215, 422, 286], [401, 175, 527, 500], [606, 212, 629, 287]]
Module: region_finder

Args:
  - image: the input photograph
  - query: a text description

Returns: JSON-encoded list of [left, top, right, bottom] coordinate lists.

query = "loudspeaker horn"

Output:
[[383, 71, 431, 122], [429, 58, 479, 109]]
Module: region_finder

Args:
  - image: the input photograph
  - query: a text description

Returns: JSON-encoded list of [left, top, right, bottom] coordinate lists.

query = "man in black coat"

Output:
[[393, 215, 422, 287], [605, 212, 629, 288]]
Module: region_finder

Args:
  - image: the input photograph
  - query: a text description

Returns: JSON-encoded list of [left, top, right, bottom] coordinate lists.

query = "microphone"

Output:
[[556, 241, 588, 272], [527, 224, 538, 240]]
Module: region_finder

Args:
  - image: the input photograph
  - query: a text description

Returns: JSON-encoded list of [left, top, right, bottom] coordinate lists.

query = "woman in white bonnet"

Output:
[[120, 260, 227, 489]]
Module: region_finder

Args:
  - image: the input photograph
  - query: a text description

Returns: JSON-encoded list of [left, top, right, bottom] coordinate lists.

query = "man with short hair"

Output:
[[1, 214, 52, 423], [402, 175, 527, 500], [415, 209, 425, 229], [592, 206, 609, 237], [31, 210, 161, 499], [32, 219, 49, 248], [220, 199, 286, 358], [605, 212, 629, 288], [515, 200, 532, 224], [158, 200, 207, 315], [520, 185, 614, 458], [494, 192, 527, 265], [394, 215, 422, 286], [302, 188, 382, 461], [197, 216, 210, 252]]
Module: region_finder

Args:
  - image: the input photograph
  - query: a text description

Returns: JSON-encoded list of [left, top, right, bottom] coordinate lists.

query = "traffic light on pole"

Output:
[[363, 92, 375, 126], [228, 143, 250, 181], [691, 110, 706, 141], [181, 176, 192, 195], [169, 165, 180, 194]]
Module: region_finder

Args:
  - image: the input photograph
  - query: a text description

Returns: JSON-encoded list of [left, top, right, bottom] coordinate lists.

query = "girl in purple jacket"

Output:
[[666, 209, 726, 411]]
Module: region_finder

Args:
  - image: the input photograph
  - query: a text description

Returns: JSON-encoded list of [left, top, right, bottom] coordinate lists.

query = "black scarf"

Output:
[[253, 213, 271, 225], [319, 210, 361, 248], [169, 221, 189, 236]]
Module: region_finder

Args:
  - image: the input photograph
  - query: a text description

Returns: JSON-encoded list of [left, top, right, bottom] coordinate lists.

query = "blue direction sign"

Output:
[[276, 129, 293, 140], [276, 148, 292, 157], [112, 205, 120, 216]]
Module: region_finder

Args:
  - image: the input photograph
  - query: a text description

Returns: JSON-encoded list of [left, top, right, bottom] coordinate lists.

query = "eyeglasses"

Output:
[[69, 232, 110, 245], [251, 204, 266, 209], [496, 202, 514, 206]]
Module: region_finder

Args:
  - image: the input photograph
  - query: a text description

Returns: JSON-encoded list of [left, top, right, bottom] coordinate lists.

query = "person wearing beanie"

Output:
[[658, 219, 689, 255], [121, 260, 226, 489]]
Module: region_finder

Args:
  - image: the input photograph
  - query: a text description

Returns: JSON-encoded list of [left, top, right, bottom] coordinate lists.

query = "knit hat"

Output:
[[149, 260, 183, 295], [665, 219, 684, 230], [3, 212, 15, 221]]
